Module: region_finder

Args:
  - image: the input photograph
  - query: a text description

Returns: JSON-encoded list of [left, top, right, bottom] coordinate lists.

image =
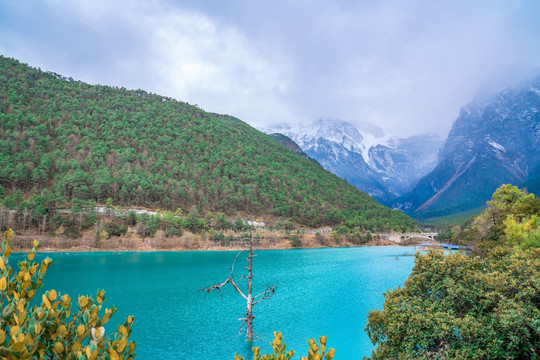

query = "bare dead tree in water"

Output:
[[201, 232, 276, 340]]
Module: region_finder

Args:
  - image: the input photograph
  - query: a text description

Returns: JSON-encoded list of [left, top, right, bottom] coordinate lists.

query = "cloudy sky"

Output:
[[1, 0, 540, 137]]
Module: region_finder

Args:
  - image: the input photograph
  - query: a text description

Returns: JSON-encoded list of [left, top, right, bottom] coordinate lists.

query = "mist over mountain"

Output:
[[395, 74, 540, 218], [264, 71, 540, 221], [369, 134, 444, 196]]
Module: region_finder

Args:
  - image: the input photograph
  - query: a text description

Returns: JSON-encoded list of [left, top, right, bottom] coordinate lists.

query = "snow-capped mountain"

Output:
[[266, 119, 379, 163], [394, 74, 540, 218], [369, 134, 444, 196], [263, 72, 540, 218], [262, 119, 443, 202]]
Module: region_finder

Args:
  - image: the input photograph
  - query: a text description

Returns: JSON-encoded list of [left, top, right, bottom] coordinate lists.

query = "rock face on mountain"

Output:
[[369, 134, 443, 197], [264, 119, 443, 202], [269, 133, 310, 159], [395, 76, 540, 218]]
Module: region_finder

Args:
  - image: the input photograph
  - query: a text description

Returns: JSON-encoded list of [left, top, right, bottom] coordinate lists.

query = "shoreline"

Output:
[[8, 229, 432, 254], [13, 241, 424, 254]]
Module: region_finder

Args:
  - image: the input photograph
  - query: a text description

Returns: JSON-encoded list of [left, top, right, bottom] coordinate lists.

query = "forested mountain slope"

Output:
[[0, 56, 416, 231]]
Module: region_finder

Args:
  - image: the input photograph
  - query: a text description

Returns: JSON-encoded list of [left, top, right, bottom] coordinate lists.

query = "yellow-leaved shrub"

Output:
[[0, 229, 136, 359], [233, 332, 335, 360]]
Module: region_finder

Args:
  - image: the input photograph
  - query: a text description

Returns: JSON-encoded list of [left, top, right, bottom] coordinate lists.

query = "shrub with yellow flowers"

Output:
[[234, 332, 335, 360], [0, 229, 136, 359]]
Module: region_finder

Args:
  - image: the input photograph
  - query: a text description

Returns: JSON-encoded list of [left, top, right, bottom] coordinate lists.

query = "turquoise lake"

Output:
[[20, 247, 418, 359]]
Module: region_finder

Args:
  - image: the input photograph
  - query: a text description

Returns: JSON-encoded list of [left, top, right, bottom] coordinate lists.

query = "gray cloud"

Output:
[[1, 0, 540, 137]]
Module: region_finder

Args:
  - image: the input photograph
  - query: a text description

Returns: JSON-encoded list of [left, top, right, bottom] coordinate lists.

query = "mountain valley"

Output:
[[394, 75, 540, 218], [264, 75, 540, 220]]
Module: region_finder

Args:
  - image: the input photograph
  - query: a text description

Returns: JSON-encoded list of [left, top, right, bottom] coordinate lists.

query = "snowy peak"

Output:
[[262, 119, 442, 202], [263, 118, 387, 164], [309, 119, 365, 152]]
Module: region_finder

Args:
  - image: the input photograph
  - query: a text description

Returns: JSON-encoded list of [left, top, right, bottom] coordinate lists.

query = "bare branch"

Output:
[[229, 278, 248, 300], [201, 232, 275, 340], [200, 249, 249, 300], [199, 278, 233, 299], [239, 274, 248, 287], [200, 276, 248, 300], [229, 250, 245, 277], [238, 318, 247, 335], [252, 285, 277, 305]]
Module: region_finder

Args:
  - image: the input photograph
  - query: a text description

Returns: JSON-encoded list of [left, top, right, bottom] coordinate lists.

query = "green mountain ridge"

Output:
[[0, 55, 416, 231]]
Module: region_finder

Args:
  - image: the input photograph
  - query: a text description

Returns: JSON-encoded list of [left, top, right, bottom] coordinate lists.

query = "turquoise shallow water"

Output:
[[16, 247, 417, 359]]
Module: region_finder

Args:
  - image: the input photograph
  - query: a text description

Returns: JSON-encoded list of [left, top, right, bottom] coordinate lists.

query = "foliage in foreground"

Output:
[[446, 184, 540, 250], [0, 229, 135, 359], [365, 248, 540, 360], [234, 332, 335, 360]]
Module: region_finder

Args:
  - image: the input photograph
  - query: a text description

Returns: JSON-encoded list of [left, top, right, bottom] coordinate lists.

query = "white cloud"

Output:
[[2, 0, 298, 125], [1, 0, 540, 137]]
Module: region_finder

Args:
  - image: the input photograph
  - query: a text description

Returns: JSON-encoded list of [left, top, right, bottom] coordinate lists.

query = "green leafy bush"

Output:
[[290, 235, 301, 248], [63, 225, 81, 239], [104, 222, 128, 237], [453, 184, 540, 250], [366, 248, 540, 360]]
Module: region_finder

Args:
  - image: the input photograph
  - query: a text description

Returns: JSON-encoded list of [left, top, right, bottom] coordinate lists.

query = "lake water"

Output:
[[20, 247, 417, 359]]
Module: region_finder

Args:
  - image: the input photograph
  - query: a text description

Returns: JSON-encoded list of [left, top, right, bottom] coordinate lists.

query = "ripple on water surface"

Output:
[[18, 247, 417, 359]]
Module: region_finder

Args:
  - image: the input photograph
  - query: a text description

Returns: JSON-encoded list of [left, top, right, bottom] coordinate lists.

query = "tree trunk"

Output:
[[78, 212, 83, 232], [246, 237, 254, 340], [201, 232, 275, 340], [41, 215, 47, 237]]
